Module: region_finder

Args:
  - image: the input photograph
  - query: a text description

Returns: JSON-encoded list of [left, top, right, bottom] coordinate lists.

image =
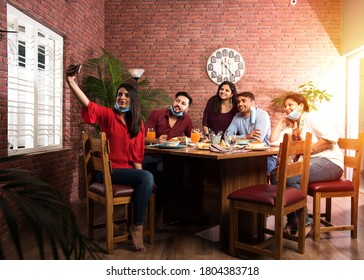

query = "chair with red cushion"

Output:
[[82, 131, 155, 254], [227, 133, 312, 259], [308, 132, 364, 242]]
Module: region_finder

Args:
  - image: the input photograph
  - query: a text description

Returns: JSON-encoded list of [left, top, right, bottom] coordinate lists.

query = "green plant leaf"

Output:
[[270, 82, 332, 112], [0, 168, 102, 259], [81, 49, 171, 120]]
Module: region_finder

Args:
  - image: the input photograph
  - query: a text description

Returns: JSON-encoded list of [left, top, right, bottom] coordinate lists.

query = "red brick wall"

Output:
[[104, 0, 343, 129], [0, 0, 105, 234]]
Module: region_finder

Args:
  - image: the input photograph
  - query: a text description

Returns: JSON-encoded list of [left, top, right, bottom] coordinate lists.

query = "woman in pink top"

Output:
[[66, 65, 153, 252]]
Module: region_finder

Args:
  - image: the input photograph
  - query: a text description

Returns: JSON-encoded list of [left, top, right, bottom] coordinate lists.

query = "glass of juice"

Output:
[[190, 128, 201, 146], [147, 128, 156, 144]]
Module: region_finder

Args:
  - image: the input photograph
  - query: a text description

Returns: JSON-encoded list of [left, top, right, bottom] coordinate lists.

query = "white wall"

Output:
[[342, 0, 364, 55]]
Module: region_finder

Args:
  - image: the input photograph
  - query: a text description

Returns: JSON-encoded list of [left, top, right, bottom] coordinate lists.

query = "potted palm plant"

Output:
[[0, 157, 101, 259], [81, 49, 171, 120]]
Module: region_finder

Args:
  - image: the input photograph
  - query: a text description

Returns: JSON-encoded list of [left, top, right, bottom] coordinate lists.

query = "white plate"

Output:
[[236, 139, 250, 145], [245, 146, 269, 151], [160, 141, 180, 147], [157, 144, 184, 149], [196, 144, 211, 150]]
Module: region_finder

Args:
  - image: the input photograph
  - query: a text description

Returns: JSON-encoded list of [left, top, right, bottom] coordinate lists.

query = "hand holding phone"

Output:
[[66, 64, 82, 77]]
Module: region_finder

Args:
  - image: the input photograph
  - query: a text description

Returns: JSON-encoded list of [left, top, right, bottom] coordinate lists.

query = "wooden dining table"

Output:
[[145, 144, 279, 248]]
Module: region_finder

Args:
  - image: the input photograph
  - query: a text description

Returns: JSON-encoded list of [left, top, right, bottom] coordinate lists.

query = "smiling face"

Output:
[[172, 95, 190, 113], [236, 95, 254, 115], [284, 98, 302, 115], [115, 87, 130, 109], [218, 84, 234, 101]]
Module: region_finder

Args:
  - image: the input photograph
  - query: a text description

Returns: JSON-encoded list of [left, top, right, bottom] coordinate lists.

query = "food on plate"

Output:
[[220, 139, 227, 148], [162, 138, 181, 147], [176, 136, 188, 144], [247, 140, 266, 149], [168, 138, 180, 142], [196, 142, 210, 149]]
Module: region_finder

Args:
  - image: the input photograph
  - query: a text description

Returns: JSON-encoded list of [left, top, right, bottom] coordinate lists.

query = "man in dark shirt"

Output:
[[143, 91, 193, 215], [144, 91, 193, 144]]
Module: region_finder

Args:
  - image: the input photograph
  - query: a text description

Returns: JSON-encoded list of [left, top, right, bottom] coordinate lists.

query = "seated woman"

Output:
[[270, 93, 344, 236], [202, 81, 238, 136], [66, 65, 154, 252]]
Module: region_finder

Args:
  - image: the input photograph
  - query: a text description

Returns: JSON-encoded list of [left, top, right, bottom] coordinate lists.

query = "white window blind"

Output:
[[7, 4, 63, 155]]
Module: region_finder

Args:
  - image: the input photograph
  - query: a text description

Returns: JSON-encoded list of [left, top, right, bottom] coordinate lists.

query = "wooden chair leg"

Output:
[[313, 192, 321, 242], [325, 197, 332, 222], [105, 202, 114, 254], [297, 207, 306, 254], [87, 198, 94, 239], [229, 202, 237, 257], [274, 215, 284, 260], [352, 195, 358, 238]]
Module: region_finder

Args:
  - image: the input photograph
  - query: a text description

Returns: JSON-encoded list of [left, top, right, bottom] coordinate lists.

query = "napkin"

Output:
[[209, 144, 250, 154]]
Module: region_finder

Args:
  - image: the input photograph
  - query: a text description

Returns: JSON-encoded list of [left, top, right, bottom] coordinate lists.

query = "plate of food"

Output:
[[195, 142, 211, 150], [235, 138, 250, 145], [158, 138, 182, 148], [158, 144, 184, 149], [245, 142, 269, 151]]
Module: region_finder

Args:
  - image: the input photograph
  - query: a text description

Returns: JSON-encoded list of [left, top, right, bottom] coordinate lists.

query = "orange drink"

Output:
[[190, 129, 200, 144], [147, 128, 156, 142]]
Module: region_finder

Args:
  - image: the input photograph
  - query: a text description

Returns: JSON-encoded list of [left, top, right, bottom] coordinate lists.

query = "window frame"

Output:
[[7, 4, 64, 156]]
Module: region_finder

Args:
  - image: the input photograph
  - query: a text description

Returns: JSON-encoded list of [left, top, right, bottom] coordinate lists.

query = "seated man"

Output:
[[143, 91, 193, 213], [225, 91, 276, 175]]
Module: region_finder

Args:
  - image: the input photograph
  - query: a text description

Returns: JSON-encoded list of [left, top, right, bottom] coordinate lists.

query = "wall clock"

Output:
[[206, 47, 245, 84]]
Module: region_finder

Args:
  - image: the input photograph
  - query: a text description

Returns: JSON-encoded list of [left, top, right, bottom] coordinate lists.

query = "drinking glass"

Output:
[[147, 128, 156, 144], [190, 128, 201, 145], [225, 130, 236, 151]]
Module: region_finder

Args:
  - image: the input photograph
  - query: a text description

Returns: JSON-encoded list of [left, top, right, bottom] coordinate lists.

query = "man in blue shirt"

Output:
[[226, 91, 275, 174]]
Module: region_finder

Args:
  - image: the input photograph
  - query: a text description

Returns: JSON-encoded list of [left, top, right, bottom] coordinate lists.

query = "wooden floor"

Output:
[[96, 194, 364, 260], [3, 186, 364, 260]]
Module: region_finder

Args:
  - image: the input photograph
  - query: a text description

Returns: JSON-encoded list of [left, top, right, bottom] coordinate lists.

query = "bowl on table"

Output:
[[161, 140, 181, 147]]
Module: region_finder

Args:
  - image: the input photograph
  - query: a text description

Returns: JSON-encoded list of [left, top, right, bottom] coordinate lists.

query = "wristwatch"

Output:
[[206, 47, 245, 84]]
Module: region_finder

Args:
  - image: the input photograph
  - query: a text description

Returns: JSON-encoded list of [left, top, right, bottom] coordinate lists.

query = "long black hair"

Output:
[[212, 81, 238, 115], [114, 83, 142, 138]]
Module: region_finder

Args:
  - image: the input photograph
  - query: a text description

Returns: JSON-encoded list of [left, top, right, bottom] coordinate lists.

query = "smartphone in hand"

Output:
[[66, 64, 82, 77]]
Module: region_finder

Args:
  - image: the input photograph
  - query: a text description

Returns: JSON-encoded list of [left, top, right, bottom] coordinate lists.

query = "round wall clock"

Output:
[[206, 47, 245, 84]]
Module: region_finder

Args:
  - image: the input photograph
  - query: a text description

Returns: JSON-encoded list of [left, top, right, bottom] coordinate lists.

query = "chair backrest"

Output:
[[275, 132, 312, 209], [338, 132, 364, 191], [82, 131, 113, 199]]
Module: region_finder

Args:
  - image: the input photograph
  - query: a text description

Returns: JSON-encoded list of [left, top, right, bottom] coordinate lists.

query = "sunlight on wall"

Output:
[[312, 58, 347, 137]]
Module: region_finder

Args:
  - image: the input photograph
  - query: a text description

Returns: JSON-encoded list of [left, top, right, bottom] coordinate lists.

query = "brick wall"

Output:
[[0, 0, 105, 235], [104, 0, 344, 130]]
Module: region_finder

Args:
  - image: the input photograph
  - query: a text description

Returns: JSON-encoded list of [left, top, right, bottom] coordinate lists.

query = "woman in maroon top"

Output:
[[202, 81, 238, 136], [66, 65, 153, 252]]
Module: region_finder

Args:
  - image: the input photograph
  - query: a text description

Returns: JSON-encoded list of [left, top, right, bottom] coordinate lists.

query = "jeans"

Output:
[[270, 157, 343, 225], [267, 155, 277, 175], [98, 168, 154, 225]]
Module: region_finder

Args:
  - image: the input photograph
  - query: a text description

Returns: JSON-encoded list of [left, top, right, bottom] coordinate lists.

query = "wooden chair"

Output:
[[308, 132, 364, 242], [82, 131, 155, 254], [227, 133, 312, 259]]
